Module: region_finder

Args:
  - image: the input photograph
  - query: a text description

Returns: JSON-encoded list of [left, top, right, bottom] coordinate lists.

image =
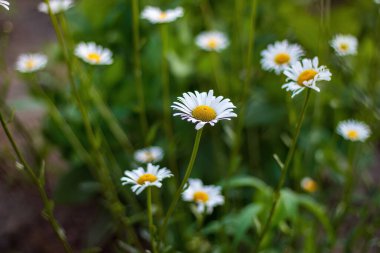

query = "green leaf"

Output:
[[221, 176, 271, 195]]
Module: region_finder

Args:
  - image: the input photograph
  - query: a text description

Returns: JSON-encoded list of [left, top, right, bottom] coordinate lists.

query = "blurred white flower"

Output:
[[261, 40, 304, 75], [330, 34, 358, 56], [0, 0, 10, 10], [38, 0, 74, 14], [337, 120, 371, 142], [172, 90, 237, 130], [300, 177, 318, 193], [182, 178, 224, 214], [15, 53, 48, 73], [282, 57, 332, 97], [74, 42, 113, 65], [134, 146, 164, 164], [121, 163, 173, 195], [375, 0, 380, 4], [141, 6, 183, 24], [195, 31, 229, 52]]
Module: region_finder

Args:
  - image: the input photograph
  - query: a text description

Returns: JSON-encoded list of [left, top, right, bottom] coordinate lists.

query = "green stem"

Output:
[[211, 52, 225, 94], [160, 129, 204, 242], [160, 24, 178, 177], [147, 187, 158, 253], [254, 89, 312, 252], [131, 0, 148, 138], [0, 111, 73, 253]]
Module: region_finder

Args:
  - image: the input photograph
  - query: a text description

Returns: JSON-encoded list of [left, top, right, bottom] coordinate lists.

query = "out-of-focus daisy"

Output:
[[38, 0, 74, 14], [141, 6, 183, 24], [74, 42, 113, 65], [300, 177, 318, 193], [195, 31, 229, 52], [330, 34, 358, 56], [375, 0, 380, 4], [134, 146, 164, 164], [121, 163, 173, 195], [0, 0, 10, 10], [15, 53, 48, 73], [182, 178, 224, 214], [172, 90, 237, 130], [337, 120, 371, 142], [282, 57, 332, 97], [260, 40, 304, 75]]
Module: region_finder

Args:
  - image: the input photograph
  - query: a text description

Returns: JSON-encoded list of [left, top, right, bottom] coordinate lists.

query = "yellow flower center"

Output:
[[87, 52, 101, 63], [137, 173, 157, 185], [347, 130, 358, 140], [25, 59, 35, 69], [207, 38, 218, 49], [274, 53, 290, 65], [192, 105, 217, 122], [297, 69, 318, 86], [159, 11, 168, 19], [302, 179, 317, 193], [193, 191, 209, 203], [339, 43, 349, 51]]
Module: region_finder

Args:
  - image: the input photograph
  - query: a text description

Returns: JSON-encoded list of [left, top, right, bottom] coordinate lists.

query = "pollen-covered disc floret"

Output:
[[182, 178, 224, 214], [134, 146, 164, 164], [300, 177, 318, 193], [15, 53, 48, 73], [195, 31, 229, 52], [282, 57, 332, 98], [74, 42, 113, 65], [330, 34, 358, 56], [0, 0, 10, 10], [141, 6, 183, 24], [337, 119, 371, 142], [121, 163, 173, 195], [38, 0, 74, 14], [261, 40, 304, 74], [172, 90, 237, 130]]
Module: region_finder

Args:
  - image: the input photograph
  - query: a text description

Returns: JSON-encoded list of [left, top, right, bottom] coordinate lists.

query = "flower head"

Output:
[[1, 1, 10, 10], [74, 42, 113, 65], [121, 163, 173, 195], [195, 31, 229, 52], [337, 120, 371, 142], [182, 178, 224, 214], [300, 177, 318, 193], [330, 34, 358, 56], [15, 53, 48, 73], [172, 90, 237, 130], [38, 0, 74, 14], [282, 57, 332, 97], [134, 146, 164, 164], [141, 6, 183, 24], [261, 40, 304, 75]]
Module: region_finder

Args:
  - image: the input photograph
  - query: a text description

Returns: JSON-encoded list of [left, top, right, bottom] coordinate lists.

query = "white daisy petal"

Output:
[[74, 42, 113, 65], [134, 146, 164, 164], [38, 0, 74, 14], [195, 31, 229, 52], [141, 6, 183, 24], [15, 53, 48, 73], [330, 34, 358, 56], [0, 0, 10, 10], [337, 119, 371, 142]]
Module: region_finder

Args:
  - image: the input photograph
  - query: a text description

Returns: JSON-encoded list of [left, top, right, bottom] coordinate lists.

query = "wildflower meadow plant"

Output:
[[74, 42, 113, 65], [0, 0, 9, 10], [330, 34, 358, 56], [15, 53, 48, 73], [195, 31, 229, 52], [141, 6, 183, 24], [38, 0, 74, 14]]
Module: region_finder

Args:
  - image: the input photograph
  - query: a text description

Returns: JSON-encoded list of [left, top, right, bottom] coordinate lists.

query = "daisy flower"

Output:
[[121, 163, 173, 195], [74, 42, 113, 65], [141, 6, 183, 24], [282, 57, 332, 97], [172, 90, 237, 130], [330, 34, 358, 56], [134, 146, 164, 164], [0, 0, 10, 10], [375, 0, 380, 4], [195, 31, 229, 52], [38, 0, 74, 14], [260, 40, 304, 74], [15, 53, 48, 73], [300, 177, 318, 193], [337, 120, 371, 142], [182, 178, 224, 214]]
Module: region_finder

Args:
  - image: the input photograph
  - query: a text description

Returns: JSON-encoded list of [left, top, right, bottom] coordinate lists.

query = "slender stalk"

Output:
[[160, 129, 204, 241], [228, 0, 258, 176], [131, 0, 148, 137], [160, 24, 178, 177], [254, 89, 312, 252], [0, 111, 73, 253], [147, 187, 158, 253], [211, 52, 225, 94]]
